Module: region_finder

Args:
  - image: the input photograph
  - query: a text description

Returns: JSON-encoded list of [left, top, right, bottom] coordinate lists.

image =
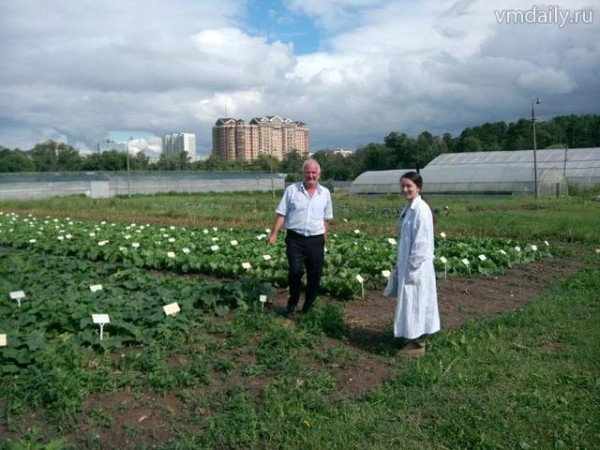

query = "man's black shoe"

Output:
[[284, 305, 296, 316]]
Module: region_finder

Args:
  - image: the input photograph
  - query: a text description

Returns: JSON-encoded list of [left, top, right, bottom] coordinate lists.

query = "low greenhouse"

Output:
[[350, 147, 600, 197]]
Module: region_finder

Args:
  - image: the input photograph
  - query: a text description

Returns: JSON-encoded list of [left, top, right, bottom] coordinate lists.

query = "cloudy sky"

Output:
[[0, 0, 598, 158]]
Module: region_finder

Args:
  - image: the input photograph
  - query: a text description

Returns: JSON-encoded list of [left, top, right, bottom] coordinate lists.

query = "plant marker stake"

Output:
[[0, 334, 7, 347], [440, 256, 448, 280], [90, 284, 103, 293], [259, 295, 267, 308], [163, 302, 180, 316], [10, 290, 25, 308], [356, 274, 365, 299], [462, 258, 470, 275], [92, 314, 110, 341]]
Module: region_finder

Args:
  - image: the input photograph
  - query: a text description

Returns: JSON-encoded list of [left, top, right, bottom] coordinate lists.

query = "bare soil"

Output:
[[266, 254, 589, 398]]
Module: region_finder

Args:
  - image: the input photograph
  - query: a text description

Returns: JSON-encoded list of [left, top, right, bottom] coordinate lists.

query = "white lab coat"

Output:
[[393, 195, 440, 339]]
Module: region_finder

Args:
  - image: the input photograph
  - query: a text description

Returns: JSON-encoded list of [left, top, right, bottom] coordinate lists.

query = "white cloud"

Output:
[[0, 0, 598, 155], [518, 68, 576, 94]]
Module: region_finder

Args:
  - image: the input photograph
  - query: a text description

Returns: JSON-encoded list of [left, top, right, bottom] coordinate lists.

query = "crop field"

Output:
[[1, 191, 599, 449]]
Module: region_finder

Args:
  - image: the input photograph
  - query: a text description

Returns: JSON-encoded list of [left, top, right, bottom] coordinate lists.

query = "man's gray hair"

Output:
[[302, 158, 321, 173]]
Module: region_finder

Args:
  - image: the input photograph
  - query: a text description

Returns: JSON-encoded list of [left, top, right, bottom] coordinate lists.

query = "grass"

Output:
[[181, 269, 600, 450], [1, 192, 599, 449], [1, 190, 599, 243]]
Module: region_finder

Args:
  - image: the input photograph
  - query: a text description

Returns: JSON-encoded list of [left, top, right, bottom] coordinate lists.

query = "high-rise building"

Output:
[[212, 115, 309, 161], [163, 133, 197, 162]]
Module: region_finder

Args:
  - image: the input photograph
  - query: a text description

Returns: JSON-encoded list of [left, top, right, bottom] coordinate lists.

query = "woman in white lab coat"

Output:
[[392, 171, 440, 356]]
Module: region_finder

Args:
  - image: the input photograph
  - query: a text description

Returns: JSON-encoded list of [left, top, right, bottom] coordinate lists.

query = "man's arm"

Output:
[[268, 214, 285, 245]]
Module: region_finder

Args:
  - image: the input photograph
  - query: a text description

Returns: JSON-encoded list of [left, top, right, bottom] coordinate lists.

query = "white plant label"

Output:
[[10, 290, 25, 307], [163, 302, 180, 316], [259, 295, 267, 307], [92, 314, 110, 340], [90, 284, 103, 292], [92, 314, 110, 324], [0, 334, 6, 347]]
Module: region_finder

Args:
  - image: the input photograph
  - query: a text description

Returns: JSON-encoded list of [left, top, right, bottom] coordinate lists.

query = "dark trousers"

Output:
[[285, 231, 325, 312]]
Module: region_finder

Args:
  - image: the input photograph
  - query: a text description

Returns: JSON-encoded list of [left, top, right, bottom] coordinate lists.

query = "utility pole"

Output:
[[127, 136, 132, 197], [531, 98, 541, 199]]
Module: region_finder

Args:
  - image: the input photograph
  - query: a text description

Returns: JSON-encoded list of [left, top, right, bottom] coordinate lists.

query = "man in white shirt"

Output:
[[268, 159, 333, 314]]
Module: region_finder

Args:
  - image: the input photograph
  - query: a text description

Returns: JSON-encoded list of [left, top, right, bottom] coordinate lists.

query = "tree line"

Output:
[[1, 114, 598, 181]]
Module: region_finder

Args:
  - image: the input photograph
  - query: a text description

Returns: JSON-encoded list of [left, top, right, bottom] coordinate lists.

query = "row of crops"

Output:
[[0, 210, 552, 385], [0, 247, 274, 376], [0, 211, 551, 298]]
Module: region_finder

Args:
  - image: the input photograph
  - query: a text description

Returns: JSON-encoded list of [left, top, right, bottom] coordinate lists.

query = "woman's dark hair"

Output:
[[400, 171, 423, 190]]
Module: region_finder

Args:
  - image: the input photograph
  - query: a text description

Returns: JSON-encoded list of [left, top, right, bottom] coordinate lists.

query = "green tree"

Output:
[[252, 153, 279, 173], [280, 150, 304, 175], [196, 156, 230, 171], [312, 151, 359, 181], [57, 145, 82, 171], [415, 131, 442, 166], [80, 153, 104, 171], [28, 140, 83, 171], [505, 118, 532, 150], [29, 141, 59, 171], [156, 151, 191, 170], [82, 150, 127, 171], [441, 132, 456, 153], [132, 152, 151, 170], [460, 136, 483, 152], [0, 148, 35, 172], [355, 143, 394, 171]]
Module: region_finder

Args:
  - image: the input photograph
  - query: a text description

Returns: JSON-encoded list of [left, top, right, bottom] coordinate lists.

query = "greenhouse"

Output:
[[429, 148, 600, 188], [349, 148, 599, 197], [0, 171, 286, 200], [349, 167, 568, 197]]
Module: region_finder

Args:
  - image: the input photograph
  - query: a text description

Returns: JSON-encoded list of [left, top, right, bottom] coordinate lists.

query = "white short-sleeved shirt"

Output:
[[276, 182, 333, 236]]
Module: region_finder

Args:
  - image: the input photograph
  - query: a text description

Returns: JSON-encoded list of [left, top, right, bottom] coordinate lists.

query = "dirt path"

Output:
[[267, 254, 590, 397]]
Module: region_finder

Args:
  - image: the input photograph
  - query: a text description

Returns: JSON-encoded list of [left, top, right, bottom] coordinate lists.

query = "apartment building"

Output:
[[163, 133, 197, 162], [212, 115, 309, 161]]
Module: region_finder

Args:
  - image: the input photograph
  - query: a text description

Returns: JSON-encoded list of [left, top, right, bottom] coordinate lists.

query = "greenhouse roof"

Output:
[[428, 148, 600, 187], [351, 166, 564, 186], [0, 171, 285, 183], [429, 148, 599, 167]]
